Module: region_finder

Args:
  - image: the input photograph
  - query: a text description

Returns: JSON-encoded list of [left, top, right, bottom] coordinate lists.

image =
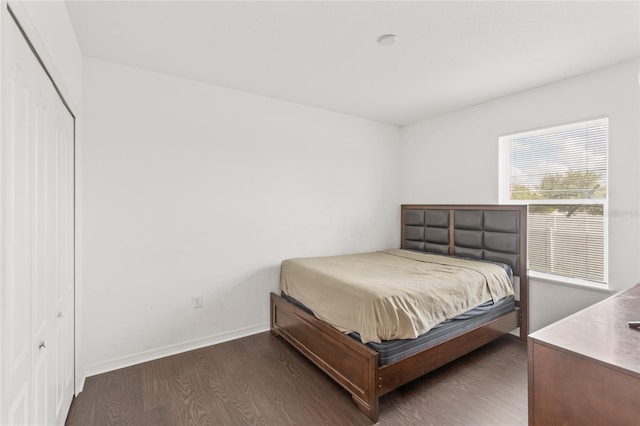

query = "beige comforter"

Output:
[[279, 249, 514, 344]]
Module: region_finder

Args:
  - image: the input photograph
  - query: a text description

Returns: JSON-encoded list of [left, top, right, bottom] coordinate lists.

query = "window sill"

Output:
[[529, 271, 614, 294]]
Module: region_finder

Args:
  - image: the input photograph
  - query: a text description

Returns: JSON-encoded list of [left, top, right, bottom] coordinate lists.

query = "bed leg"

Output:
[[352, 394, 379, 423], [270, 293, 281, 337]]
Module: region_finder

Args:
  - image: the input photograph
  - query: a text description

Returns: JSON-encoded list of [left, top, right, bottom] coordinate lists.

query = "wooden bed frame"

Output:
[[270, 204, 528, 423]]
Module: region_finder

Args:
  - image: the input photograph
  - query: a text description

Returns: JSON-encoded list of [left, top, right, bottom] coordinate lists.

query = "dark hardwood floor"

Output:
[[66, 332, 527, 425]]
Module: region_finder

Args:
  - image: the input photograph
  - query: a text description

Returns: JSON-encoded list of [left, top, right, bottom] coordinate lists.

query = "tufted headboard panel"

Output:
[[403, 209, 450, 255]]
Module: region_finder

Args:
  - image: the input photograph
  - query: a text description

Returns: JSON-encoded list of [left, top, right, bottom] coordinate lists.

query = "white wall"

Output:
[[80, 58, 400, 378], [400, 60, 640, 332]]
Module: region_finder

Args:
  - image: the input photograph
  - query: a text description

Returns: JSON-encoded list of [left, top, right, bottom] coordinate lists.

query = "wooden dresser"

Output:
[[528, 283, 640, 425]]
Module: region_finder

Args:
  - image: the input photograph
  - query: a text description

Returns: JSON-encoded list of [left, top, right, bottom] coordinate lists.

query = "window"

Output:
[[499, 117, 608, 286]]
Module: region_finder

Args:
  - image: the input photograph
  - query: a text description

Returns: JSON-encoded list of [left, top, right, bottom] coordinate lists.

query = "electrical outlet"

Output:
[[192, 295, 203, 309]]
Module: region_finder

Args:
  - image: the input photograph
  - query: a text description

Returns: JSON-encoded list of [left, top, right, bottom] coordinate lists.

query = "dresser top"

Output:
[[529, 283, 640, 377]]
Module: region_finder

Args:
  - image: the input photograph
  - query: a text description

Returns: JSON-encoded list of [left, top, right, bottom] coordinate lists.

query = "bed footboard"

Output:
[[377, 307, 519, 395], [270, 292, 380, 422]]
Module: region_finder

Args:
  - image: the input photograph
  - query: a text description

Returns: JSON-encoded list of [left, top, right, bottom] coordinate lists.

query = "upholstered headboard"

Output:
[[401, 204, 529, 338]]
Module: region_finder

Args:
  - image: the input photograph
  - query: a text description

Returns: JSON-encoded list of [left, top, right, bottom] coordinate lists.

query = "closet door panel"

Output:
[[32, 86, 49, 426], [2, 20, 34, 425], [51, 82, 74, 426], [32, 351, 47, 426], [60, 111, 75, 423], [1, 10, 75, 426], [32, 93, 47, 361]]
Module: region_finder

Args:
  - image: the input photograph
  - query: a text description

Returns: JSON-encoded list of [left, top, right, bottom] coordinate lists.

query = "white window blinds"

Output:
[[499, 117, 608, 285]]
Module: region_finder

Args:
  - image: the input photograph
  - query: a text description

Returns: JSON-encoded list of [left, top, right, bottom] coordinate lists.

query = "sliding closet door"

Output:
[[1, 9, 75, 426]]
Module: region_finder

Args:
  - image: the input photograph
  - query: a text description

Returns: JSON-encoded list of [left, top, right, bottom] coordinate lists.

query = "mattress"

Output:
[[353, 296, 515, 365], [282, 292, 515, 366], [280, 249, 514, 343]]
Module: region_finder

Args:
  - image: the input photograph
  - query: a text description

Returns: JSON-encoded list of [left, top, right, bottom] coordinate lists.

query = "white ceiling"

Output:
[[66, 1, 640, 126]]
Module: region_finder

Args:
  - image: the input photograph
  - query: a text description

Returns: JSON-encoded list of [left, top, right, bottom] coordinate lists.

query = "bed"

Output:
[[270, 204, 528, 422]]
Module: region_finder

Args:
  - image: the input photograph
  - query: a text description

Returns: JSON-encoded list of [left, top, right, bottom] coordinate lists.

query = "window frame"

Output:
[[498, 117, 609, 288]]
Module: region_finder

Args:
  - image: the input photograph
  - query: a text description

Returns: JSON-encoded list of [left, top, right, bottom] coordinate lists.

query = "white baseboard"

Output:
[[78, 322, 270, 389], [76, 375, 86, 394]]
